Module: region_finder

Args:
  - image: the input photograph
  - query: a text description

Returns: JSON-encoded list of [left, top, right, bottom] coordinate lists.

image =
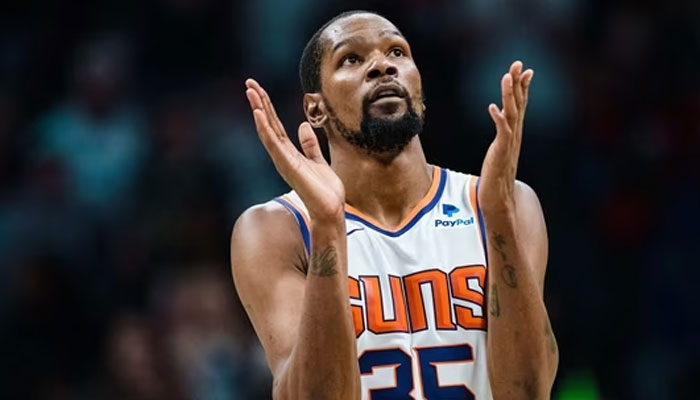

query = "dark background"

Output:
[[1, 0, 699, 399]]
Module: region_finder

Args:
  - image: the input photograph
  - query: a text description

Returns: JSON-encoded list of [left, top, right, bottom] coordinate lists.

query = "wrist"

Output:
[[308, 202, 346, 226], [310, 214, 346, 237]]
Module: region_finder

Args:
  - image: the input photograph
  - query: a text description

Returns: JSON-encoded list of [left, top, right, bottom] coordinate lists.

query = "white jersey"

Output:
[[274, 166, 492, 400]]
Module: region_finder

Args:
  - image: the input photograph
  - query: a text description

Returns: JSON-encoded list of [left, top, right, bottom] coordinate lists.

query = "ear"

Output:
[[303, 93, 328, 128]]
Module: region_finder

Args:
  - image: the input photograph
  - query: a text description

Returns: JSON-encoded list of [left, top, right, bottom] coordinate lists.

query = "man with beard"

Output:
[[231, 10, 558, 400]]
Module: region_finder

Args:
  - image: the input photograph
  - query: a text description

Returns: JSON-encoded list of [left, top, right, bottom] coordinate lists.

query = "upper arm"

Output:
[[514, 180, 549, 292], [230, 202, 308, 378]]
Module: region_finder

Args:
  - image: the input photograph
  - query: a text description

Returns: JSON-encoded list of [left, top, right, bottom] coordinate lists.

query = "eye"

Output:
[[389, 48, 405, 57], [341, 54, 360, 67]]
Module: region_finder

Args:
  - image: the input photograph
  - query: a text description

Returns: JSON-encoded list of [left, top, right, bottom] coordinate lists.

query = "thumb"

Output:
[[488, 103, 510, 138], [298, 122, 325, 163]]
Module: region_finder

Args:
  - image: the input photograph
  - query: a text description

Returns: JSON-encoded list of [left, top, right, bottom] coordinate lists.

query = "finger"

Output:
[[248, 89, 283, 150], [501, 73, 517, 129], [245, 79, 269, 113], [251, 108, 278, 148], [246, 79, 286, 139], [488, 103, 510, 136], [247, 80, 307, 184], [510, 61, 524, 110], [509, 60, 523, 76], [246, 88, 263, 111], [245, 78, 257, 90], [298, 122, 325, 164], [259, 86, 285, 135], [521, 69, 534, 108], [252, 108, 302, 175], [252, 106, 299, 158], [513, 68, 534, 144]]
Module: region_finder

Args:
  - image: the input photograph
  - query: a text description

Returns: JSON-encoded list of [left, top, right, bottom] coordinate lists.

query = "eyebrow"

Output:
[[331, 30, 404, 53]]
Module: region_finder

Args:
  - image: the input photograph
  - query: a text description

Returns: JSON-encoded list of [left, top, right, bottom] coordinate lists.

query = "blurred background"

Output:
[[1, 0, 699, 399]]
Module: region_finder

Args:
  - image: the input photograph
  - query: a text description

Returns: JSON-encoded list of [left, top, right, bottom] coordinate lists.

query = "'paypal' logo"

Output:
[[436, 204, 472, 227], [442, 204, 460, 217], [434, 216, 474, 228]]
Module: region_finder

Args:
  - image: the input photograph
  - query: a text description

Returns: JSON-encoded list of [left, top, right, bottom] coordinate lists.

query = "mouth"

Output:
[[369, 84, 407, 103]]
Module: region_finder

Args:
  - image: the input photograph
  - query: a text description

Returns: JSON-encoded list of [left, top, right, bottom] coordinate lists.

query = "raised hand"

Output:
[[245, 79, 345, 224], [479, 61, 534, 215]]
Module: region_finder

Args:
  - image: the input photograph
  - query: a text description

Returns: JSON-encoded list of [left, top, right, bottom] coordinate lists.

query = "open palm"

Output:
[[479, 61, 533, 214], [245, 79, 345, 223]]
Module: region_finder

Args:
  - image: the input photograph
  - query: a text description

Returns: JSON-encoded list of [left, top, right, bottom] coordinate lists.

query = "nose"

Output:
[[366, 55, 398, 80]]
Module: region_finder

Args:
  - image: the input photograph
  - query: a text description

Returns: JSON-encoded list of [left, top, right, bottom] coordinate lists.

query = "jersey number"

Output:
[[358, 344, 476, 399]]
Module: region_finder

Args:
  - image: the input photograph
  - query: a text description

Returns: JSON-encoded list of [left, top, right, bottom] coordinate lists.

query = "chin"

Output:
[[376, 112, 405, 122], [370, 107, 410, 121]]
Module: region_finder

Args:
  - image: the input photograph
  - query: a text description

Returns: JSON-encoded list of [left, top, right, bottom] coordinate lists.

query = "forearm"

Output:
[[274, 220, 360, 400], [485, 210, 557, 400]]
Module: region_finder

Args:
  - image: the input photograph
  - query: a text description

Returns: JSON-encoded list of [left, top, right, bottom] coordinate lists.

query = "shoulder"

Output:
[[513, 180, 549, 285], [514, 180, 545, 220], [233, 200, 296, 232], [231, 200, 307, 276]]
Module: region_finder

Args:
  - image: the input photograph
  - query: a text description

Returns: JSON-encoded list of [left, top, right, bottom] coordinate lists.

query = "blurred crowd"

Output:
[[1, 0, 699, 399]]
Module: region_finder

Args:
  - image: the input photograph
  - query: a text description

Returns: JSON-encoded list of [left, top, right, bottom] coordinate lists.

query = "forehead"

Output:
[[321, 14, 403, 52]]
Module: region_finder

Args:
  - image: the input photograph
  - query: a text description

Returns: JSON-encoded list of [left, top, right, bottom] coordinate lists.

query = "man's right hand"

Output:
[[238, 80, 360, 400], [245, 79, 345, 225]]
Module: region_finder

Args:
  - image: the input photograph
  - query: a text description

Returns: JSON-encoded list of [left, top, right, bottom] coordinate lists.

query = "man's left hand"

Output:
[[479, 60, 534, 215]]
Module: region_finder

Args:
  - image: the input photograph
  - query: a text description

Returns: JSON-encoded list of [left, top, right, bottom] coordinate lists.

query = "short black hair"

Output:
[[299, 10, 381, 94]]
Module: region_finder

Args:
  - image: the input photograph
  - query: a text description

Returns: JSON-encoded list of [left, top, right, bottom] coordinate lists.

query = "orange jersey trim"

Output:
[[344, 166, 443, 235]]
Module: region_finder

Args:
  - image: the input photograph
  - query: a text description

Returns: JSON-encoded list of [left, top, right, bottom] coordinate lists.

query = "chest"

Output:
[[345, 204, 488, 341]]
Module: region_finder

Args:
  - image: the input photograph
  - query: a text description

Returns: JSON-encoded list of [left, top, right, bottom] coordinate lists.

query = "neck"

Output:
[[330, 136, 433, 229]]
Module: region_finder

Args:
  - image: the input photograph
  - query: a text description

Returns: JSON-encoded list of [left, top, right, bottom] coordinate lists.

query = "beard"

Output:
[[326, 94, 425, 161]]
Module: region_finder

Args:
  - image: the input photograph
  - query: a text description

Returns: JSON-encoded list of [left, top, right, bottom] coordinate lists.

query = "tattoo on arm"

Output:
[[493, 232, 506, 248], [501, 264, 518, 288], [492, 232, 518, 288], [493, 233, 507, 261], [310, 246, 338, 277], [489, 284, 500, 317]]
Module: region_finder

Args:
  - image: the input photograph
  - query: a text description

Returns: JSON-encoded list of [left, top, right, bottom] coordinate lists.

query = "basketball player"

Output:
[[232, 10, 558, 400]]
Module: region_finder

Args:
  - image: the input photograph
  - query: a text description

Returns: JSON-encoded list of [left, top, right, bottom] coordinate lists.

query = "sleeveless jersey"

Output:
[[274, 166, 492, 400]]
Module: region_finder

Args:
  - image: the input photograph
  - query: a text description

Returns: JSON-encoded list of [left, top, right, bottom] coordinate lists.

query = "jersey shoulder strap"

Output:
[[273, 191, 310, 254]]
